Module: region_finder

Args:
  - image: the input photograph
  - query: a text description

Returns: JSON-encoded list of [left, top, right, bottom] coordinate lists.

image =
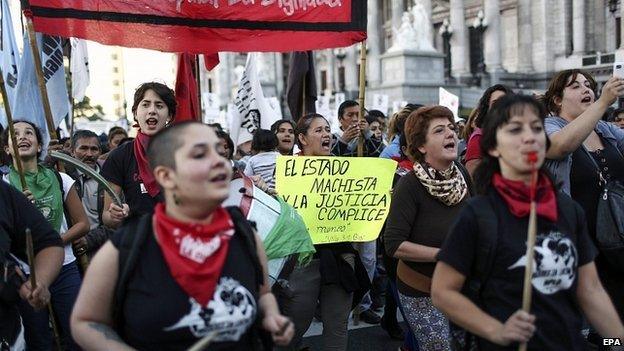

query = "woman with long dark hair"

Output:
[[432, 94, 624, 350], [270, 119, 296, 156], [2, 121, 89, 350], [541, 70, 624, 326], [463, 84, 513, 176]]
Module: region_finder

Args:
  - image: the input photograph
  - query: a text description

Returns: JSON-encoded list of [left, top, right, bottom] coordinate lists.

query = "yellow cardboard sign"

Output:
[[275, 156, 397, 244]]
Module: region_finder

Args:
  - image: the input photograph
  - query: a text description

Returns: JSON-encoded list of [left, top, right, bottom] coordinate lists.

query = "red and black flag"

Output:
[[25, 1, 367, 53], [174, 53, 199, 122]]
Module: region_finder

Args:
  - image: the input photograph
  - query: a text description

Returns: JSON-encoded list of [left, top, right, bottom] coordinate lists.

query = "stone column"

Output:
[[367, 0, 382, 87], [392, 0, 404, 30], [419, 0, 434, 47], [450, 0, 469, 76], [621, 3, 624, 49], [572, 0, 585, 55], [483, 0, 502, 72], [345, 45, 359, 95], [516, 0, 533, 72]]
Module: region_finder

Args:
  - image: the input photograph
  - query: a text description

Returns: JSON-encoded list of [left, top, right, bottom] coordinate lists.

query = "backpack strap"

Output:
[[113, 214, 152, 333], [225, 206, 263, 291], [464, 195, 499, 305], [50, 167, 73, 228]]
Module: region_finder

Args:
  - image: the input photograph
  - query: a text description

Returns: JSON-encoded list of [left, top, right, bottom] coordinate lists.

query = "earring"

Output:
[[173, 193, 181, 206]]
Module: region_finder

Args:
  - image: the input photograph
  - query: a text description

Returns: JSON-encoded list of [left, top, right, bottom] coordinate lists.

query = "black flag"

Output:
[[286, 51, 317, 122]]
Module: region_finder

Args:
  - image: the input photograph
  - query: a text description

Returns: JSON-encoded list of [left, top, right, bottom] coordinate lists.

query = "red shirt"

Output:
[[464, 129, 483, 163]]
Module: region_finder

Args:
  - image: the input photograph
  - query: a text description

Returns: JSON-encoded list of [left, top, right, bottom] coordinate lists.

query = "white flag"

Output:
[[229, 53, 279, 146], [0, 0, 19, 127], [439, 87, 460, 122], [13, 33, 70, 153], [70, 38, 90, 102]]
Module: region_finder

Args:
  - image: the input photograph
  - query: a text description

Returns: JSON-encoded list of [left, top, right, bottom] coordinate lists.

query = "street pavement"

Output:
[[301, 313, 406, 350]]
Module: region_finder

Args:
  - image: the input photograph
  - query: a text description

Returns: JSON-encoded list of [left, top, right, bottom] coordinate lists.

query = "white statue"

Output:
[[388, 12, 418, 52], [387, 0, 435, 53], [411, 0, 435, 51]]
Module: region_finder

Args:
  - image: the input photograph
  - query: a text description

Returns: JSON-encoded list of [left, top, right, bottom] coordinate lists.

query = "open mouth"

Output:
[[146, 117, 159, 126], [321, 139, 331, 148], [444, 141, 456, 150], [281, 138, 292, 144], [210, 173, 228, 182], [17, 141, 31, 149], [581, 96, 592, 103]]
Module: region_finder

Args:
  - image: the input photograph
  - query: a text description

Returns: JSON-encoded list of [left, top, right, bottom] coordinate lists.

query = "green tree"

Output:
[[74, 96, 105, 121]]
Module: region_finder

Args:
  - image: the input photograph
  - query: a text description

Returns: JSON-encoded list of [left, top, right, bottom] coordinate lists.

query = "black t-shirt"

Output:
[[0, 181, 62, 344], [437, 191, 597, 351], [570, 140, 624, 315], [101, 141, 163, 217], [110, 218, 260, 350]]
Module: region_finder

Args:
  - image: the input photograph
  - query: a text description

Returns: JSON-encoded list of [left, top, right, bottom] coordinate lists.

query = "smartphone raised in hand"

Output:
[[614, 62, 624, 78]]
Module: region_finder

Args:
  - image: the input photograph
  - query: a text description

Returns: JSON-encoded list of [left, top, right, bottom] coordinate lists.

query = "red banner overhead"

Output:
[[27, 1, 367, 53]]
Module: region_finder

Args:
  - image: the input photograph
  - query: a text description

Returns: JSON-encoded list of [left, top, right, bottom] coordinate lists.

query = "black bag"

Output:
[[582, 147, 624, 273]]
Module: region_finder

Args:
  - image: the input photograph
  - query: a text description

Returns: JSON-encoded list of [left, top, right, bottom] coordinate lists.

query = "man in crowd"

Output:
[[331, 100, 384, 325], [332, 100, 384, 158], [70, 130, 112, 258]]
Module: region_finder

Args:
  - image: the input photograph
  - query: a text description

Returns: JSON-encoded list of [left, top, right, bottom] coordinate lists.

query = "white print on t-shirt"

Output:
[[509, 230, 577, 295], [164, 277, 256, 341]]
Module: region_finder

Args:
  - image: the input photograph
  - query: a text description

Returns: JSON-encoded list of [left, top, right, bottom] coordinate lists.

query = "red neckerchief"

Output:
[[492, 172, 558, 222], [153, 203, 235, 306], [134, 132, 160, 197]]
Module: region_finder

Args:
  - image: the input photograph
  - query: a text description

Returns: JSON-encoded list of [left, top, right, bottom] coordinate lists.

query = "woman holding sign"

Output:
[[277, 113, 369, 351], [431, 95, 624, 350], [384, 106, 471, 351]]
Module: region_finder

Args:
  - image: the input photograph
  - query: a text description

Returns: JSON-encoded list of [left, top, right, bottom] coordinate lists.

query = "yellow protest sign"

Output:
[[275, 156, 397, 244]]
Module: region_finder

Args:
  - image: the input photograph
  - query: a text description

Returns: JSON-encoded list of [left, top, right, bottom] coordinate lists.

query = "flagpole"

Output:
[[357, 41, 367, 157], [195, 54, 202, 121], [302, 68, 307, 117], [23, 10, 58, 140], [0, 67, 27, 189], [67, 39, 75, 136]]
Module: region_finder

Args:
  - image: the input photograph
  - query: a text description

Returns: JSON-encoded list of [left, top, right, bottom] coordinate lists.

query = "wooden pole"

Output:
[[519, 155, 538, 351], [3, 67, 63, 350], [0, 67, 27, 189], [195, 54, 202, 121], [518, 202, 537, 351], [68, 40, 76, 136], [357, 41, 367, 157], [24, 14, 57, 140]]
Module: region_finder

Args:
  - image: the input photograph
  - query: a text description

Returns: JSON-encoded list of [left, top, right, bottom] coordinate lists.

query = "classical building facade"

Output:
[[202, 0, 622, 119]]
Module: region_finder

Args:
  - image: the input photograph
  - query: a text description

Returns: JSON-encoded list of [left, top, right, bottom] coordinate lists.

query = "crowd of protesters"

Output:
[[1, 70, 624, 351]]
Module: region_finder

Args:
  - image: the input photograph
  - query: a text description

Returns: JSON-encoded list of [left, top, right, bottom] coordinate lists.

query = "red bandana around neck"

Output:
[[134, 132, 160, 197], [153, 203, 235, 306], [492, 172, 558, 222]]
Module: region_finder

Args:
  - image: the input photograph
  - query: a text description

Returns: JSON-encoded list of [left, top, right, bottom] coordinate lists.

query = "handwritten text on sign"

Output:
[[276, 156, 396, 244]]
